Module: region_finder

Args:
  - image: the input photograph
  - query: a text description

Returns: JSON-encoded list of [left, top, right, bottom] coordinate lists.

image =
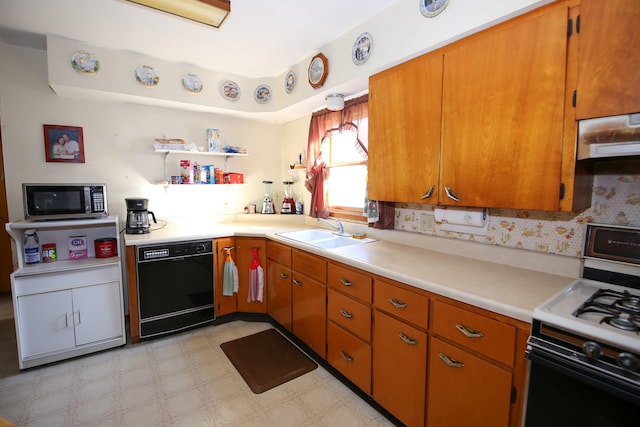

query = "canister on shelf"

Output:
[[42, 243, 57, 263]]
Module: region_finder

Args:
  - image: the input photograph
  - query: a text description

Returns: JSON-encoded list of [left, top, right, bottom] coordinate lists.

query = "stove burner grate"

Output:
[[573, 288, 640, 333]]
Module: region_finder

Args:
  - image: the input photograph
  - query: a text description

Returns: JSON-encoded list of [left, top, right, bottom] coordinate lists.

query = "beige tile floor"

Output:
[[0, 295, 395, 427]]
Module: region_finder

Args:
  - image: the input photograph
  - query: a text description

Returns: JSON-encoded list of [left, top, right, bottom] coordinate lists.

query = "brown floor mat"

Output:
[[220, 328, 318, 394]]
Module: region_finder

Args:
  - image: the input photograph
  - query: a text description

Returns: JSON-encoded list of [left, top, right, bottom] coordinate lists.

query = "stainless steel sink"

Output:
[[277, 229, 376, 249]]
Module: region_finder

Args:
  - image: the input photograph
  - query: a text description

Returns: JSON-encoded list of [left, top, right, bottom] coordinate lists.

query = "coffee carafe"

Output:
[[125, 198, 156, 234]]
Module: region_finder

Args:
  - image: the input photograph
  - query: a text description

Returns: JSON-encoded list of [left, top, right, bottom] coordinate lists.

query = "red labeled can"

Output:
[[94, 238, 118, 258]]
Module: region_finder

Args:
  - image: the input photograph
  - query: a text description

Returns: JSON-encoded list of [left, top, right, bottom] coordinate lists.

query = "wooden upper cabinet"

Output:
[[368, 51, 443, 203], [576, 0, 640, 119], [440, 6, 569, 210]]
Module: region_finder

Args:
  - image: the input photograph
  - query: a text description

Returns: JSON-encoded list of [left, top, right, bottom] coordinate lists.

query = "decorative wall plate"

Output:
[[284, 70, 296, 94], [352, 32, 373, 66], [220, 80, 240, 101], [308, 53, 329, 89], [254, 85, 272, 104], [71, 50, 100, 75], [135, 65, 159, 87], [182, 74, 203, 93], [419, 0, 451, 18]]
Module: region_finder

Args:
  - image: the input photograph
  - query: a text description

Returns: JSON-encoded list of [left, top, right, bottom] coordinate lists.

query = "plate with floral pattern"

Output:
[[352, 32, 373, 66], [284, 70, 296, 94], [220, 80, 240, 101], [71, 50, 100, 75], [135, 65, 159, 87], [254, 85, 272, 104]]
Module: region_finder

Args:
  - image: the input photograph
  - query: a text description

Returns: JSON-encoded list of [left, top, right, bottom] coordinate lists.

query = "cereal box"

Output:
[[69, 235, 88, 260], [207, 128, 220, 152], [180, 160, 194, 184]]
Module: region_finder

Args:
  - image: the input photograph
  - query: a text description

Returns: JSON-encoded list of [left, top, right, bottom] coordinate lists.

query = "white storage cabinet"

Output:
[[5, 217, 126, 369]]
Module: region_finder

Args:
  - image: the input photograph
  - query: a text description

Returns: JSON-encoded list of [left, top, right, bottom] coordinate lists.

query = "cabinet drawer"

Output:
[[328, 288, 371, 342], [328, 263, 372, 304], [267, 240, 292, 267], [374, 279, 428, 329], [292, 250, 327, 283], [13, 264, 121, 296], [327, 322, 371, 394], [431, 300, 516, 366], [427, 337, 512, 427]]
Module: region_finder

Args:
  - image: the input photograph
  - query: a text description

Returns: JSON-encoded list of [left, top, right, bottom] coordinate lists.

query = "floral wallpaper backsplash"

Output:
[[394, 164, 640, 258]]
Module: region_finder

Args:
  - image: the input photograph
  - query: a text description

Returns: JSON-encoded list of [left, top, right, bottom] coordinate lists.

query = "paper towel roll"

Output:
[[434, 207, 489, 235]]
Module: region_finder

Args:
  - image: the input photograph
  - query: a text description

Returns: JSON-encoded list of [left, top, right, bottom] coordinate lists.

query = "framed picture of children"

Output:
[[43, 124, 85, 163]]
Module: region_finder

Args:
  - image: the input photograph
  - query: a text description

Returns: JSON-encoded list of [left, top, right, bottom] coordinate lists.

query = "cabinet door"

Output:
[[441, 7, 568, 210], [292, 272, 326, 358], [368, 52, 443, 203], [17, 290, 75, 358], [214, 237, 237, 316], [235, 237, 267, 313], [372, 310, 427, 427], [267, 261, 292, 331], [576, 0, 640, 119], [427, 337, 512, 427], [73, 282, 123, 346]]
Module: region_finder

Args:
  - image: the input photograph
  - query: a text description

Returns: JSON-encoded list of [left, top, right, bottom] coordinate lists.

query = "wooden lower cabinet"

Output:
[[327, 321, 372, 394], [372, 310, 427, 427], [214, 237, 237, 316], [266, 260, 292, 331], [426, 337, 512, 427], [292, 270, 326, 357]]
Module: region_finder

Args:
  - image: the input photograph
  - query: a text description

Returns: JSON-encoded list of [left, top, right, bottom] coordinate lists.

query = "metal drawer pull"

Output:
[[65, 313, 69, 328], [455, 324, 484, 338], [340, 351, 354, 362], [280, 272, 289, 279], [340, 309, 353, 319], [398, 332, 418, 345], [444, 186, 460, 202], [340, 278, 353, 286], [389, 298, 408, 309], [439, 352, 464, 368], [76, 310, 81, 325], [420, 185, 436, 200], [293, 279, 303, 286]]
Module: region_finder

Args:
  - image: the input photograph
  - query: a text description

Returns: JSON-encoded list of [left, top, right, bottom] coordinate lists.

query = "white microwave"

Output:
[[23, 183, 108, 221]]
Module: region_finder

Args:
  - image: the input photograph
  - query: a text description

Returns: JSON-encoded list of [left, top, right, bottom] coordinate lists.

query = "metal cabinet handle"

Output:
[[76, 310, 81, 325], [280, 272, 289, 279], [340, 351, 354, 362], [420, 185, 436, 200], [455, 324, 484, 338], [439, 352, 464, 368], [398, 332, 418, 345], [444, 186, 460, 202], [340, 309, 353, 319], [340, 278, 353, 286], [389, 297, 408, 309], [65, 312, 69, 328], [293, 279, 303, 286]]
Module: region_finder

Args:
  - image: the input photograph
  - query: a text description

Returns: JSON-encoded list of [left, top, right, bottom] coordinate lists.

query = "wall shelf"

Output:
[[155, 149, 248, 181]]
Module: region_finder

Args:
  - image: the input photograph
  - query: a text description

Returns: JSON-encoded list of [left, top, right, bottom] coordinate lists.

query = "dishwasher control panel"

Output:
[[137, 240, 213, 262]]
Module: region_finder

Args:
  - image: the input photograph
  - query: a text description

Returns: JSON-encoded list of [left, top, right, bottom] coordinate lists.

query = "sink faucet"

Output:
[[317, 217, 345, 236]]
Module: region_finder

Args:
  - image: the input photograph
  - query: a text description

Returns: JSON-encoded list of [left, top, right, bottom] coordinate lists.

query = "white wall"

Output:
[[0, 42, 287, 223]]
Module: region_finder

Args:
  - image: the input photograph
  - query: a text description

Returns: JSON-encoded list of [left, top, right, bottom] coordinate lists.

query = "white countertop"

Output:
[[123, 215, 576, 324]]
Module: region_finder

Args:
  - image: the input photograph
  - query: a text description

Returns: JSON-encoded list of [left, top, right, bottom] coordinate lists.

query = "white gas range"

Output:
[[524, 223, 640, 426]]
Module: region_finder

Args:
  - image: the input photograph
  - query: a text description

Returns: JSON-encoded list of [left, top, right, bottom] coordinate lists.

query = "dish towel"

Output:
[[363, 184, 379, 223], [248, 247, 264, 303], [223, 248, 239, 296]]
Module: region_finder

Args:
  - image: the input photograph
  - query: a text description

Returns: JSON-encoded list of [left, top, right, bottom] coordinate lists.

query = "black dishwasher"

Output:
[[136, 240, 214, 339]]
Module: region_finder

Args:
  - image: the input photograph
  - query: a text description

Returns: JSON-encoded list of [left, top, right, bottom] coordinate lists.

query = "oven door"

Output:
[[525, 343, 640, 427]]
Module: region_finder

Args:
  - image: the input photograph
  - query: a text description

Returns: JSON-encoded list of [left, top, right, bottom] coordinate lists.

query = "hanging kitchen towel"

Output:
[[363, 184, 379, 223], [434, 207, 489, 235], [223, 248, 239, 296], [248, 247, 264, 303]]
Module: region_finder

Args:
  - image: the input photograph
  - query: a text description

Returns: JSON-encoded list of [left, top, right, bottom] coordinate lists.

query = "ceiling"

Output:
[[0, 0, 398, 79]]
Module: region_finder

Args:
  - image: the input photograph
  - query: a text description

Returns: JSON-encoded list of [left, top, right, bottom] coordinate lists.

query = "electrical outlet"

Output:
[[420, 213, 434, 232]]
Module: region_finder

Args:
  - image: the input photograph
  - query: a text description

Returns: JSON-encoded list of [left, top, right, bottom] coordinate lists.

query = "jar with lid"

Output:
[[24, 229, 40, 265]]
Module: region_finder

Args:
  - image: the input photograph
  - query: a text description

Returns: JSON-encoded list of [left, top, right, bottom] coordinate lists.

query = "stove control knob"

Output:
[[617, 353, 639, 372], [582, 341, 603, 359]]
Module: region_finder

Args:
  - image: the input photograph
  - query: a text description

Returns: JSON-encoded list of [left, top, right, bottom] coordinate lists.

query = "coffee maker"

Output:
[[125, 198, 156, 234]]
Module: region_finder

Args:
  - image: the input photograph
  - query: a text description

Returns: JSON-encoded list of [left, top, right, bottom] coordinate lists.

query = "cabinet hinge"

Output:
[[559, 183, 566, 200], [572, 90, 577, 108], [511, 387, 517, 404], [576, 14, 581, 33], [567, 18, 573, 36]]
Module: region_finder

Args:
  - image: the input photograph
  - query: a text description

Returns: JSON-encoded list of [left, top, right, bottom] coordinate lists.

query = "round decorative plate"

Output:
[[220, 80, 240, 101], [419, 0, 451, 18], [182, 73, 203, 93], [135, 65, 159, 87], [71, 50, 100, 75], [352, 32, 373, 66], [308, 53, 329, 89], [254, 85, 272, 104], [284, 70, 296, 94]]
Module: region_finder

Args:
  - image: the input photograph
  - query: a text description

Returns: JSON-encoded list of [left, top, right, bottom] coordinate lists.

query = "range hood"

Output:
[[578, 113, 640, 159]]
